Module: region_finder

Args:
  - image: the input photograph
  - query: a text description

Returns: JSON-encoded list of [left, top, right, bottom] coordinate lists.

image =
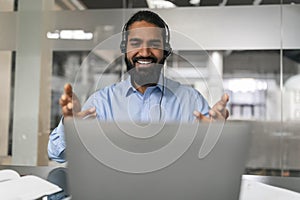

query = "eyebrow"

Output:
[[129, 38, 142, 43], [129, 38, 162, 43], [149, 39, 162, 43]]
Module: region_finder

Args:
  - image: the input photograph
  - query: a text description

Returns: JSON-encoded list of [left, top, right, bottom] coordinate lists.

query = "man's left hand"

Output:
[[193, 93, 229, 122]]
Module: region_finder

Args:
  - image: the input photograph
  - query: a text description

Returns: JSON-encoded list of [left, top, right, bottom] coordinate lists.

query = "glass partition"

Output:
[[281, 2, 300, 176], [0, 0, 299, 178]]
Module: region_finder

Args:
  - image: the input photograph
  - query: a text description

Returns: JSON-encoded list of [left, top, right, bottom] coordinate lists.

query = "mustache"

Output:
[[132, 56, 158, 64]]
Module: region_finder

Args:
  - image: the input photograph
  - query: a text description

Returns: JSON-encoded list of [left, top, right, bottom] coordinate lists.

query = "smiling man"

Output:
[[125, 20, 165, 91], [48, 10, 229, 163]]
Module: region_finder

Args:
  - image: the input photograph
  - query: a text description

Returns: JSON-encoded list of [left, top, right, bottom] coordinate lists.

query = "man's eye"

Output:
[[130, 42, 140, 47], [151, 44, 160, 47], [150, 43, 161, 48]]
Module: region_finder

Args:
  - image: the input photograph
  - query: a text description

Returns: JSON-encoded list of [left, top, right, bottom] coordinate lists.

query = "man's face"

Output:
[[125, 20, 165, 86]]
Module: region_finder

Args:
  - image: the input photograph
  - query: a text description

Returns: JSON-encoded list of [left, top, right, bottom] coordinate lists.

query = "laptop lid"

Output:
[[65, 119, 251, 200]]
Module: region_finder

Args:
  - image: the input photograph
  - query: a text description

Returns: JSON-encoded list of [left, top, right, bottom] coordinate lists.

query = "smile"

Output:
[[133, 57, 157, 66], [137, 60, 153, 65]]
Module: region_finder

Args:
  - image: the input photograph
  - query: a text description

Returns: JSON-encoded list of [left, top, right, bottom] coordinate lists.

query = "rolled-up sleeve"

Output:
[[48, 118, 66, 163]]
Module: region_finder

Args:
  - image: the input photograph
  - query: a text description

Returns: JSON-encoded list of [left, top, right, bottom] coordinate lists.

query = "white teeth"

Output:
[[137, 60, 152, 64]]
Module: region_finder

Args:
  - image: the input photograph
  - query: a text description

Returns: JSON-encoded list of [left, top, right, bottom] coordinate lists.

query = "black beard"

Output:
[[125, 55, 165, 87]]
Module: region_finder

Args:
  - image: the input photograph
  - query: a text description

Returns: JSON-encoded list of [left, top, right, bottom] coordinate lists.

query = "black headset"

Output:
[[120, 21, 172, 58]]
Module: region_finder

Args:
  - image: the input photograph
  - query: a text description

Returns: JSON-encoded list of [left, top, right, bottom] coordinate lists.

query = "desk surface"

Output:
[[0, 165, 70, 199], [0, 165, 59, 179], [243, 174, 300, 194], [1, 165, 300, 198]]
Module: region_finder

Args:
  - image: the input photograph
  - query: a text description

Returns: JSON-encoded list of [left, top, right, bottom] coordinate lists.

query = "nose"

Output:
[[138, 46, 151, 57]]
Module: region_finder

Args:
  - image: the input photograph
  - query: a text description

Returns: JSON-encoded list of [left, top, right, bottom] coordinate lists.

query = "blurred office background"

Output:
[[0, 0, 300, 176]]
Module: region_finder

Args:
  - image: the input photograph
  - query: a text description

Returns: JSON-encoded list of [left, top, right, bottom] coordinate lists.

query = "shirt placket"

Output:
[[141, 92, 150, 122]]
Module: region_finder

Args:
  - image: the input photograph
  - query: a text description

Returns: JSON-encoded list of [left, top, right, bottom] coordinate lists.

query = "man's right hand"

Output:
[[59, 83, 96, 119]]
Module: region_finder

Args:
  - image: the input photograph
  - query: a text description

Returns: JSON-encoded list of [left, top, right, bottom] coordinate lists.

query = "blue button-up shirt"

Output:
[[48, 76, 210, 162]]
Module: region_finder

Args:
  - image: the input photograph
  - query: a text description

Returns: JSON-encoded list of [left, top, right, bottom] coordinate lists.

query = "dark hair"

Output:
[[125, 10, 167, 31]]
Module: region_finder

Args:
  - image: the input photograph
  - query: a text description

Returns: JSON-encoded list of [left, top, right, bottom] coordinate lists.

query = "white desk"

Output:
[[1, 165, 300, 200]]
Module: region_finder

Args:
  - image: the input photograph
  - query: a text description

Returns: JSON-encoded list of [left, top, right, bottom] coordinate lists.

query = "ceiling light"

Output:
[[227, 78, 267, 93], [189, 0, 200, 5], [146, 0, 176, 9], [47, 31, 60, 39], [47, 29, 93, 40]]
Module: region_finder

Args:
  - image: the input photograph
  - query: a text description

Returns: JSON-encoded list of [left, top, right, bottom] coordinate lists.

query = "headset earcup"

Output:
[[164, 43, 172, 58], [120, 41, 126, 53]]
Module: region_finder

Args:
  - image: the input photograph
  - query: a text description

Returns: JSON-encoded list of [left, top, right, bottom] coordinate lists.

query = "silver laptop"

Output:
[[65, 119, 252, 200]]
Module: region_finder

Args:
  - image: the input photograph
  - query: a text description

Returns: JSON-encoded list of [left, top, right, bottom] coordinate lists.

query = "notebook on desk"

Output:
[[64, 119, 252, 200]]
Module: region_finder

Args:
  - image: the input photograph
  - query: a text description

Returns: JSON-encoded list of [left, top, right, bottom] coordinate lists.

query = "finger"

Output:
[[225, 109, 229, 119], [209, 109, 216, 118], [76, 107, 96, 119], [216, 104, 225, 112], [193, 110, 201, 119], [221, 93, 229, 103], [209, 108, 226, 120], [211, 103, 225, 116], [217, 93, 229, 107], [210, 108, 224, 119], [62, 105, 73, 117], [67, 102, 73, 110], [71, 93, 81, 113], [213, 94, 229, 110], [82, 111, 97, 120], [193, 110, 211, 123], [77, 108, 96, 119], [64, 83, 73, 96], [211, 94, 229, 118], [59, 94, 69, 106]]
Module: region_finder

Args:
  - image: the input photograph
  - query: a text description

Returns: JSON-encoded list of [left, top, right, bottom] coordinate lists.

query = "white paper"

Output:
[[0, 169, 62, 200], [240, 177, 300, 200], [0, 169, 20, 182]]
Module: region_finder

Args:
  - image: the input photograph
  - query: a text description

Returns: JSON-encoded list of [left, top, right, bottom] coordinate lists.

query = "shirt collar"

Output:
[[124, 73, 165, 97]]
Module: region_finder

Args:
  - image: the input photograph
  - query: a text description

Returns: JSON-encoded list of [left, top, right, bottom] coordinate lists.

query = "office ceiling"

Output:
[[79, 0, 299, 9], [54, 0, 300, 64], [56, 0, 300, 10]]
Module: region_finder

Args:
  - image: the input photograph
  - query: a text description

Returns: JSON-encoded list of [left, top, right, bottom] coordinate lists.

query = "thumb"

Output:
[[221, 93, 229, 104], [76, 107, 96, 119], [193, 110, 211, 123], [64, 83, 73, 96]]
